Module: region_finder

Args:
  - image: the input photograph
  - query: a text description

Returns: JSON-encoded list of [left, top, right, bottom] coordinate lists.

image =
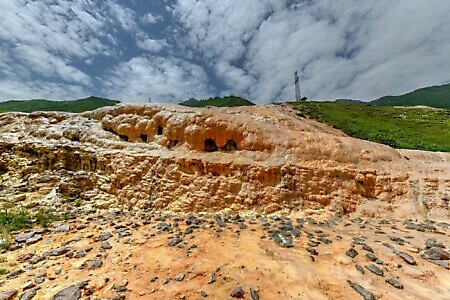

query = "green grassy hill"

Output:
[[291, 101, 450, 152], [0, 96, 120, 113], [371, 83, 450, 108], [180, 96, 255, 107]]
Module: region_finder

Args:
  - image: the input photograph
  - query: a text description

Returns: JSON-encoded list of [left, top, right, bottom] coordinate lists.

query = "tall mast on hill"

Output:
[[294, 71, 301, 101]]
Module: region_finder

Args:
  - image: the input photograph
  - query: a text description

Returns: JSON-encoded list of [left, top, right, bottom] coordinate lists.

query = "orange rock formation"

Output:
[[0, 104, 449, 219]]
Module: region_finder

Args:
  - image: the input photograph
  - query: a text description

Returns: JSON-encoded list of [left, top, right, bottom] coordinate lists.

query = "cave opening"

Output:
[[204, 139, 218, 152], [140, 134, 148, 142], [119, 135, 128, 142], [222, 139, 238, 151], [157, 126, 163, 135]]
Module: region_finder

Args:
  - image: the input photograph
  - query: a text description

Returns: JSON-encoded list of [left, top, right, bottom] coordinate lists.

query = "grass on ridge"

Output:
[[291, 101, 450, 152]]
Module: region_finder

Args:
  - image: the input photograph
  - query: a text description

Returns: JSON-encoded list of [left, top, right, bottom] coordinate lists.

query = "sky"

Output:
[[1, 0, 450, 104]]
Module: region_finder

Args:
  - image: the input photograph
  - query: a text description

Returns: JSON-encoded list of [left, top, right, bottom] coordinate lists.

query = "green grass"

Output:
[[371, 83, 450, 109], [180, 95, 255, 107], [291, 101, 450, 152], [0, 96, 120, 113], [0, 207, 62, 249]]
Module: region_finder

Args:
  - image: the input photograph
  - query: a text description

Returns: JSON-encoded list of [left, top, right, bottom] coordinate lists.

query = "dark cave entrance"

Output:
[[204, 139, 218, 152], [222, 139, 238, 151], [157, 126, 163, 135], [140, 134, 148, 142]]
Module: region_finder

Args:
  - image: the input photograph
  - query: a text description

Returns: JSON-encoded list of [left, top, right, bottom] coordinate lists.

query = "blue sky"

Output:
[[1, 0, 450, 104]]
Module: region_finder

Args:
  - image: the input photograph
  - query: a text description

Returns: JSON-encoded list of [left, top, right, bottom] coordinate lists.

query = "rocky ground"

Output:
[[0, 210, 448, 299]]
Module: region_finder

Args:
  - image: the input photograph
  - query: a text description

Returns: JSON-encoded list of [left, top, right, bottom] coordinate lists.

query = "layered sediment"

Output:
[[0, 104, 449, 219]]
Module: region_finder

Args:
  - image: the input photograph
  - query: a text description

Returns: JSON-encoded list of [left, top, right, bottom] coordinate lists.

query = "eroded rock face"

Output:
[[0, 104, 449, 218]]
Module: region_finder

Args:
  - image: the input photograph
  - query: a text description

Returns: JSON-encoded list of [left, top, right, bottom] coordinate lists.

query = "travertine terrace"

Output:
[[0, 103, 449, 219]]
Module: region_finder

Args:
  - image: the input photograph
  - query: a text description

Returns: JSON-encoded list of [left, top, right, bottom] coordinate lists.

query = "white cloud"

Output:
[[136, 34, 167, 53], [141, 12, 162, 24], [0, 80, 88, 101], [1, 0, 449, 103], [172, 0, 450, 102], [102, 56, 212, 103]]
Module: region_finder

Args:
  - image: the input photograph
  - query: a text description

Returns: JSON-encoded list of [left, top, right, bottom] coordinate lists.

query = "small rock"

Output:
[[0, 290, 18, 300], [424, 247, 449, 260], [200, 290, 208, 297], [365, 264, 384, 277], [168, 236, 183, 247], [394, 250, 417, 265], [25, 235, 42, 245], [150, 276, 158, 283], [366, 253, 377, 261], [348, 281, 375, 300], [51, 285, 81, 300], [101, 241, 112, 250], [6, 269, 24, 279], [174, 273, 185, 281], [94, 232, 113, 242], [207, 272, 216, 284], [355, 264, 364, 274], [230, 286, 245, 298], [19, 288, 37, 300], [80, 259, 103, 270], [250, 288, 260, 300], [385, 278, 404, 289], [362, 244, 374, 253], [346, 247, 358, 258], [53, 224, 70, 233], [44, 247, 70, 257]]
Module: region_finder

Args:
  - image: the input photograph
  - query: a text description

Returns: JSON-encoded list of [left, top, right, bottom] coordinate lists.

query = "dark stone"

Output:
[[394, 250, 417, 265], [200, 290, 208, 297], [250, 288, 260, 300], [362, 244, 374, 253], [207, 273, 216, 284], [150, 276, 158, 283], [81, 259, 103, 270], [230, 286, 245, 298], [318, 237, 332, 244], [346, 247, 358, 258], [429, 260, 449, 269], [0, 290, 18, 300], [44, 247, 70, 257], [168, 236, 183, 247], [355, 265, 364, 274], [51, 285, 81, 300], [270, 231, 293, 248], [14, 231, 37, 243], [95, 232, 113, 242], [424, 247, 449, 260], [390, 236, 407, 245], [19, 288, 37, 300], [101, 241, 112, 250], [306, 247, 319, 256], [348, 281, 375, 300], [174, 273, 185, 281], [385, 278, 404, 289], [30, 256, 45, 265], [365, 264, 384, 277], [6, 269, 24, 279], [366, 253, 377, 261], [425, 239, 445, 249]]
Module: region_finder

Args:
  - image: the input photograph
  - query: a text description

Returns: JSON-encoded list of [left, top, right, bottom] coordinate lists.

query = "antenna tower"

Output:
[[294, 71, 301, 101]]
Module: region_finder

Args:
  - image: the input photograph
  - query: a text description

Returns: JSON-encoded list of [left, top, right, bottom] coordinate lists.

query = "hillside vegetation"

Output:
[[371, 83, 450, 108], [0, 96, 120, 113], [180, 96, 255, 107], [291, 101, 450, 152]]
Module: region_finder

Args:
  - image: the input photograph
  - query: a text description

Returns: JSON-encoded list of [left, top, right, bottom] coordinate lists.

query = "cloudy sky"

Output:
[[1, 0, 450, 103]]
